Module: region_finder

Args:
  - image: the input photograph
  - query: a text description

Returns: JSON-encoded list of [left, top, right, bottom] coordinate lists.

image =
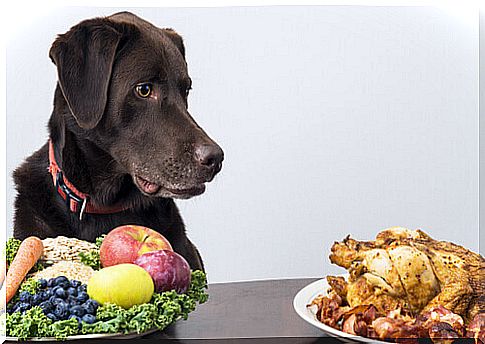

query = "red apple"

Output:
[[100, 225, 173, 267], [134, 250, 191, 294]]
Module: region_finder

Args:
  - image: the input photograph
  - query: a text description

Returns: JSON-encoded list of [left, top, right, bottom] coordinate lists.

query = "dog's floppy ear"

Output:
[[162, 28, 185, 58], [49, 19, 122, 130]]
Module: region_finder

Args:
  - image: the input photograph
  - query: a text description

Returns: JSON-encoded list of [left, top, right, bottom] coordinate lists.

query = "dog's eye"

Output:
[[135, 83, 153, 98]]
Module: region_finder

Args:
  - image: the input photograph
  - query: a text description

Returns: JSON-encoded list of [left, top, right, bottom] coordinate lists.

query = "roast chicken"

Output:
[[329, 227, 484, 323]]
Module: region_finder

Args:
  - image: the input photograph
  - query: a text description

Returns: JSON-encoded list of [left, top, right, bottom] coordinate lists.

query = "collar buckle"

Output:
[[55, 171, 86, 220]]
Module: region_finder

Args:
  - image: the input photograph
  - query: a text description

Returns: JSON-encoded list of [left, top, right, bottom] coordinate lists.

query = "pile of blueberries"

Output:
[[8, 276, 99, 326]]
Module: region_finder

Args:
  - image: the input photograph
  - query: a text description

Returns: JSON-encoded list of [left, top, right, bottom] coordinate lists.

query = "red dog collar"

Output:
[[48, 139, 130, 219]]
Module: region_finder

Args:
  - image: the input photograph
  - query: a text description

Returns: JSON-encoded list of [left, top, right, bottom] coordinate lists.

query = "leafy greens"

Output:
[[78, 234, 105, 270]]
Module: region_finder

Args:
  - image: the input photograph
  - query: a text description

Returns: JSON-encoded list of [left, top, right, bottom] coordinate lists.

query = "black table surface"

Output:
[[146, 278, 339, 343]]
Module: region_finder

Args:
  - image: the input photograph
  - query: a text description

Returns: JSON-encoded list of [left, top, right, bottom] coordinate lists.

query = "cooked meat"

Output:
[[326, 275, 347, 302], [416, 305, 465, 338], [428, 322, 461, 343], [342, 305, 379, 337], [309, 291, 349, 328], [372, 316, 419, 340], [466, 313, 485, 343], [343, 314, 368, 336], [330, 227, 484, 323], [346, 275, 405, 313], [386, 245, 440, 311]]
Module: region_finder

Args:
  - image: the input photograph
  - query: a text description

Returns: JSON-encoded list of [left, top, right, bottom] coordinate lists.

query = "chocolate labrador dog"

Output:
[[12, 12, 223, 271]]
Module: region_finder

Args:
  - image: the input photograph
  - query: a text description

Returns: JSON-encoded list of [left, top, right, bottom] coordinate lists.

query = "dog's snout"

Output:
[[194, 143, 224, 173]]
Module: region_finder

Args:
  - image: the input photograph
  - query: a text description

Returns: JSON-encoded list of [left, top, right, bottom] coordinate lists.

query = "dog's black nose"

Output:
[[194, 144, 224, 173]]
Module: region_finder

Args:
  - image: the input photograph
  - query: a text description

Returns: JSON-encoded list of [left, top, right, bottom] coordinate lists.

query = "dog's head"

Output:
[[49, 12, 223, 199]]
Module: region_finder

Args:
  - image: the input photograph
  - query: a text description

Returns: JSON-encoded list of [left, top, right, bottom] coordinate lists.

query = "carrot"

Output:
[[5, 237, 43, 304]]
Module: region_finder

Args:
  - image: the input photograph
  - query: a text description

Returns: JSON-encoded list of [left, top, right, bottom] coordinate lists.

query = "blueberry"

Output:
[[18, 302, 31, 312], [70, 305, 85, 317], [82, 301, 97, 315], [87, 299, 99, 310], [46, 313, 58, 322], [68, 314, 80, 320], [54, 276, 69, 286], [38, 279, 48, 289], [76, 292, 89, 303], [31, 293, 43, 305], [67, 287, 78, 297], [53, 280, 69, 289], [70, 280, 81, 288], [19, 291, 32, 303], [11, 303, 21, 313], [82, 304, 94, 315], [50, 297, 66, 306], [37, 291, 47, 301], [53, 286, 67, 299], [81, 314, 96, 324], [44, 289, 54, 298], [47, 278, 56, 288], [39, 300, 53, 313], [67, 297, 80, 306], [78, 284, 87, 292], [53, 303, 69, 320]]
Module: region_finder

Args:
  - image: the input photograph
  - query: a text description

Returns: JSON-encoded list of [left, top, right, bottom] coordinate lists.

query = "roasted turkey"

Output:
[[329, 227, 484, 323]]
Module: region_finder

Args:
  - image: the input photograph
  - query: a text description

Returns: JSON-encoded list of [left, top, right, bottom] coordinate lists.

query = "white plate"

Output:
[[293, 278, 389, 344], [5, 328, 158, 341]]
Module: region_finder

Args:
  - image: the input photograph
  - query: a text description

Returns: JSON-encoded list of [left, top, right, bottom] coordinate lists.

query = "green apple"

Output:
[[87, 264, 154, 309]]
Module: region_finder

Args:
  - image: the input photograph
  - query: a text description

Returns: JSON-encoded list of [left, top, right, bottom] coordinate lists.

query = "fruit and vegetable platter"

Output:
[[1, 225, 208, 341]]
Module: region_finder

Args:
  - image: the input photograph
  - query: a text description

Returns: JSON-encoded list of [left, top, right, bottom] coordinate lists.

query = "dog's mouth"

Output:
[[134, 175, 206, 198], [135, 175, 162, 194], [166, 184, 206, 197]]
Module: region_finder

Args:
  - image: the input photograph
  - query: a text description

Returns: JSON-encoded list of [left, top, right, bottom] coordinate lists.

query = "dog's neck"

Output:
[[51, 130, 124, 205], [48, 90, 140, 209]]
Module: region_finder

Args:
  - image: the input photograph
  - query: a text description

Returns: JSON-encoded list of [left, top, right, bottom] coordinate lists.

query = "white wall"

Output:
[[6, 6, 479, 283]]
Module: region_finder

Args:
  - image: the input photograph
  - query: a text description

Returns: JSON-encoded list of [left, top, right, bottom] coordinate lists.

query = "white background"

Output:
[[6, 6, 479, 283]]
